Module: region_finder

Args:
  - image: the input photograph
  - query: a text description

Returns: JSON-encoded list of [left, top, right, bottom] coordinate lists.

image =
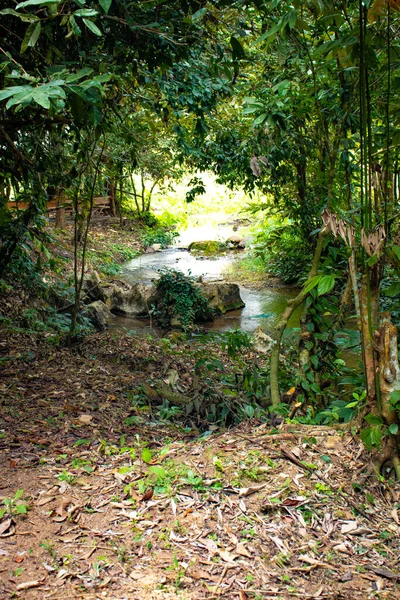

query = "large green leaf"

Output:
[[0, 86, 33, 102], [99, 0, 112, 13], [0, 8, 39, 22], [317, 274, 335, 296], [83, 18, 102, 36], [192, 7, 207, 22], [303, 274, 322, 294], [6, 89, 34, 109], [74, 9, 98, 17], [21, 21, 41, 54], [32, 88, 50, 109], [16, 0, 59, 9], [230, 36, 245, 59]]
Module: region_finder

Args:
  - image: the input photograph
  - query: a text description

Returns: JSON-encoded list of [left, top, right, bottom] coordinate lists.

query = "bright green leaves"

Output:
[[303, 274, 336, 296], [141, 448, 152, 464], [255, 10, 298, 46], [0, 81, 65, 110], [0, 8, 39, 22]]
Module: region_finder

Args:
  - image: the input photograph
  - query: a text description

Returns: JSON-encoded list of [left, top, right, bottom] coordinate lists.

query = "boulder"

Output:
[[197, 282, 245, 314], [83, 300, 113, 331], [110, 282, 158, 316], [82, 271, 110, 305], [226, 235, 241, 245], [188, 240, 225, 254], [251, 326, 275, 354]]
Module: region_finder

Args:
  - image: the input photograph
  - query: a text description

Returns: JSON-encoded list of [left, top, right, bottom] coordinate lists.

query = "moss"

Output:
[[188, 240, 226, 255]]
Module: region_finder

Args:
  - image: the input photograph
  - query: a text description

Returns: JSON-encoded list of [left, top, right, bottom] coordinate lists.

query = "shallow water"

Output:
[[112, 247, 302, 336]]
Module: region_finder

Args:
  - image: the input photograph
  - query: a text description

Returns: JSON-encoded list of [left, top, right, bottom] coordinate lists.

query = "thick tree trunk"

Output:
[[270, 229, 327, 407], [375, 314, 400, 479]]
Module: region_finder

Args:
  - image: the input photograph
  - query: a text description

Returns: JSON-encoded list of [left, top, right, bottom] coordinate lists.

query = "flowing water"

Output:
[[111, 246, 302, 337], [109, 237, 360, 368]]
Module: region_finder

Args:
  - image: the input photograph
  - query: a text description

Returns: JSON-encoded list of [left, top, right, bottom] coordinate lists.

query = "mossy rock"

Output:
[[188, 240, 226, 254]]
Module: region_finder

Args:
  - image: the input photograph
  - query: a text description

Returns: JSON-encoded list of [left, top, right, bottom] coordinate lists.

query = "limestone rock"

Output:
[[197, 282, 245, 314], [82, 271, 110, 305], [83, 300, 113, 331], [110, 282, 158, 316], [251, 326, 274, 354]]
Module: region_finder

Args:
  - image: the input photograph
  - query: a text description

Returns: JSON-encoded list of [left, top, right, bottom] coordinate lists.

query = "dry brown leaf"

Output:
[[217, 549, 237, 564], [16, 580, 44, 591], [36, 496, 55, 507], [0, 519, 13, 537], [140, 488, 154, 502], [78, 414, 93, 424], [332, 542, 351, 554], [201, 538, 218, 556], [236, 542, 251, 558], [341, 520, 358, 534], [13, 554, 24, 563], [238, 484, 267, 497], [188, 567, 218, 581], [56, 496, 72, 517]]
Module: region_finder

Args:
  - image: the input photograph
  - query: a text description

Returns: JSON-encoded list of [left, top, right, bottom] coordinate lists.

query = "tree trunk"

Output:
[[270, 229, 328, 407], [108, 178, 116, 216], [55, 191, 66, 229], [375, 314, 400, 479]]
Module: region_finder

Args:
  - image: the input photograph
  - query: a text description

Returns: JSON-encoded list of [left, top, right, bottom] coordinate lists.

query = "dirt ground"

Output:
[[0, 330, 399, 600]]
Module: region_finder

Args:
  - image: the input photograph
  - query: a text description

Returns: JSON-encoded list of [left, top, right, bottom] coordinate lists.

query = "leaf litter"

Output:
[[0, 330, 399, 599]]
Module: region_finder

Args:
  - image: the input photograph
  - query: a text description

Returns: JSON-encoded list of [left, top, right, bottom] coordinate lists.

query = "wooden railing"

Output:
[[7, 196, 113, 213]]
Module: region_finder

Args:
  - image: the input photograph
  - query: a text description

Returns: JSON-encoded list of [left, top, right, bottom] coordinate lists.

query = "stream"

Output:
[[111, 246, 302, 337], [109, 233, 360, 368]]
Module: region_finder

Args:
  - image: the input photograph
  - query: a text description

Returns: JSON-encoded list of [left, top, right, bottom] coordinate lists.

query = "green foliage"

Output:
[[86, 244, 139, 276], [140, 226, 179, 249], [252, 223, 311, 283], [154, 268, 214, 330], [0, 489, 29, 519]]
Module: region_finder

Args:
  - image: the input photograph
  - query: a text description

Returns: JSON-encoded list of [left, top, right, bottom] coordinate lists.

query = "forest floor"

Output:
[[1, 327, 400, 600], [1, 222, 399, 599]]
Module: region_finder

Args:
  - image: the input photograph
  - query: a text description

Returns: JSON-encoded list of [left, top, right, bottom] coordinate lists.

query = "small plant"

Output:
[[57, 470, 76, 485], [40, 539, 57, 559], [0, 490, 29, 518]]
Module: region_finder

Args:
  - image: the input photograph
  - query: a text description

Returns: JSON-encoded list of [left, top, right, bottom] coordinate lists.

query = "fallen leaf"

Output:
[[13, 554, 24, 563], [56, 496, 72, 517], [218, 549, 237, 563], [236, 542, 251, 558], [16, 580, 44, 591], [78, 414, 93, 424], [140, 488, 154, 502], [201, 538, 218, 556], [0, 518, 13, 536], [341, 520, 358, 534]]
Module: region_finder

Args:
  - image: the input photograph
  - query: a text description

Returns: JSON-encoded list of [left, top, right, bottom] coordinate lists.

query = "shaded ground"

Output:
[[1, 331, 399, 599]]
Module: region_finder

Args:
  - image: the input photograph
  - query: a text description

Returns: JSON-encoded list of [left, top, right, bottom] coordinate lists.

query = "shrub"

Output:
[[153, 268, 214, 330], [252, 223, 311, 283]]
